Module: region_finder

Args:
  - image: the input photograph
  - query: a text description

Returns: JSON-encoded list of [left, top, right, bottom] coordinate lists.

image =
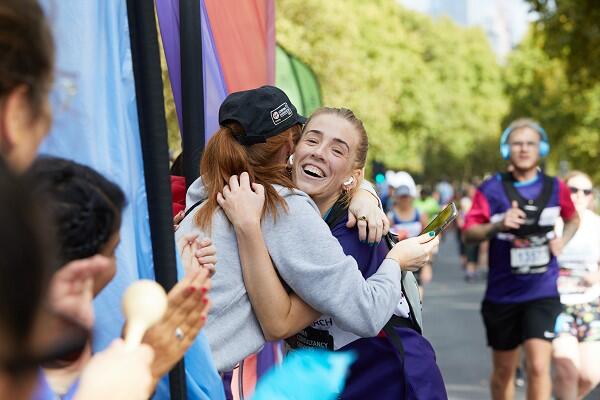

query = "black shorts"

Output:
[[481, 297, 562, 351], [464, 243, 479, 263]]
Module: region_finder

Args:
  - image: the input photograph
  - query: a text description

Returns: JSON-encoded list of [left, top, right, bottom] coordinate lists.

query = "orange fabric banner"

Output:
[[204, 0, 275, 92]]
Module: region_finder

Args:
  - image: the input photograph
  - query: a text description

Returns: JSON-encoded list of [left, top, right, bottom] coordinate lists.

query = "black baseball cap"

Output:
[[218, 85, 307, 146]]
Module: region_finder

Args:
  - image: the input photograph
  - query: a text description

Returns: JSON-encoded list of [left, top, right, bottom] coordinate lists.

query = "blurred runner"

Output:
[[416, 186, 441, 223], [387, 172, 432, 295], [457, 184, 480, 282], [552, 170, 600, 400], [436, 177, 454, 206], [463, 118, 579, 400], [388, 172, 427, 240]]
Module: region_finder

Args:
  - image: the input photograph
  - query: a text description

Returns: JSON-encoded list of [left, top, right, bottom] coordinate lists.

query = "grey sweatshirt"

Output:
[[176, 178, 402, 371]]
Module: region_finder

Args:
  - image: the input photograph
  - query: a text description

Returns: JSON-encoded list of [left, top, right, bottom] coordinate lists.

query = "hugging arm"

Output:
[[221, 175, 403, 337], [217, 173, 319, 340], [233, 222, 320, 340], [347, 179, 389, 243]]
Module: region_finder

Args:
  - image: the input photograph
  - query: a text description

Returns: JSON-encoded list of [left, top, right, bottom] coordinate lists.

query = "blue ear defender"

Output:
[[499, 126, 512, 160], [499, 122, 550, 160]]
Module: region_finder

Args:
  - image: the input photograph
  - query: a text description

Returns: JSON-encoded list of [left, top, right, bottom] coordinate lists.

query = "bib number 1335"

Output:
[[510, 245, 550, 272]]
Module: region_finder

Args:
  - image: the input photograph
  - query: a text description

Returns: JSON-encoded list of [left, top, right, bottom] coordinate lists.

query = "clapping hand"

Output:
[[48, 255, 113, 329], [75, 339, 154, 400], [142, 238, 211, 385]]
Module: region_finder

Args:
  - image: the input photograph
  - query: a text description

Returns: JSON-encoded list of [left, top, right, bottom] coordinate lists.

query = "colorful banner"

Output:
[[156, 0, 228, 141], [203, 0, 275, 92], [276, 45, 323, 116], [157, 0, 275, 142], [156, 1, 279, 397], [39, 0, 153, 348], [39, 1, 223, 399]]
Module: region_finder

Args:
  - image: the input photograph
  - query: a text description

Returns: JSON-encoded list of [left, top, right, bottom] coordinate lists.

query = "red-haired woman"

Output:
[[219, 107, 447, 399], [176, 86, 438, 380]]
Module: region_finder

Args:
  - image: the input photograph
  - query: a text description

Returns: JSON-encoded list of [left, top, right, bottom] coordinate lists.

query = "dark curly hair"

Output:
[[27, 157, 126, 268]]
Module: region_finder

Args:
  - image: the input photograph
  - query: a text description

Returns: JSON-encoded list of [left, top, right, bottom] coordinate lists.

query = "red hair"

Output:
[[195, 121, 301, 230]]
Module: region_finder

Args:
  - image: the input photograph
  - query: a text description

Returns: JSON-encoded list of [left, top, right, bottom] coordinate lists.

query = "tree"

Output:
[[525, 0, 600, 86], [276, 0, 507, 182], [504, 31, 600, 182]]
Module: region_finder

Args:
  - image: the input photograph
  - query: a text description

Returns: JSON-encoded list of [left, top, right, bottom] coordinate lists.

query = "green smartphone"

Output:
[[420, 202, 458, 236]]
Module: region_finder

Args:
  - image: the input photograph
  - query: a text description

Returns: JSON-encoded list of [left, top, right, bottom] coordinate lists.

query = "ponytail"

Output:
[[195, 122, 300, 230]]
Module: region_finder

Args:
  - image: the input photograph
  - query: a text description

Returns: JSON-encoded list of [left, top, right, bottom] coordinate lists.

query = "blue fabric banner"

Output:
[[39, 1, 223, 398]]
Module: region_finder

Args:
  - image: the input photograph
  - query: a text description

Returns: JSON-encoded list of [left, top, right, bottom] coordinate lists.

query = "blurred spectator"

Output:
[[457, 184, 481, 282], [553, 170, 600, 400], [436, 177, 454, 205], [415, 186, 441, 223]]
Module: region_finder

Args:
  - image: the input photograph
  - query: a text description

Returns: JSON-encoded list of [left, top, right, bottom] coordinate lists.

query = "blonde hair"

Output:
[[564, 170, 592, 186]]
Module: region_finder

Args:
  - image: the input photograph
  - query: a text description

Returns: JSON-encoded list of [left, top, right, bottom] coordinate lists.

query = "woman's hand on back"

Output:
[[347, 188, 390, 244], [386, 232, 439, 272], [217, 172, 265, 228], [194, 237, 217, 277], [173, 210, 185, 231], [178, 233, 217, 277], [142, 257, 211, 386]]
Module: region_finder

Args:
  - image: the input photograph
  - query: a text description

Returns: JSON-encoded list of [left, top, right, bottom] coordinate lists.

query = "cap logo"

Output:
[[271, 102, 293, 125]]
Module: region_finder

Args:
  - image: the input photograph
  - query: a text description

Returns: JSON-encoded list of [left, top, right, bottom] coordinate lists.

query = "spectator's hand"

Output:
[[75, 339, 154, 400], [178, 233, 216, 277], [48, 255, 112, 329], [386, 232, 440, 272], [582, 271, 600, 287], [500, 201, 526, 231], [347, 189, 389, 244], [217, 172, 265, 228], [195, 238, 217, 278], [142, 266, 210, 385], [173, 211, 185, 231]]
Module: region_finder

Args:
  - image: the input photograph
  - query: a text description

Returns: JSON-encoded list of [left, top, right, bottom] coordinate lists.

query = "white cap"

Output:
[[386, 171, 417, 197]]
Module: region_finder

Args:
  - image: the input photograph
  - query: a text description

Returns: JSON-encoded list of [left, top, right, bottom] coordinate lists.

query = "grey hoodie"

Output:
[[176, 178, 402, 371]]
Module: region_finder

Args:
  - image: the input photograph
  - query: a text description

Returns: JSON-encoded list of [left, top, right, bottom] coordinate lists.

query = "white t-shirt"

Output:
[[556, 209, 600, 304], [558, 209, 600, 273]]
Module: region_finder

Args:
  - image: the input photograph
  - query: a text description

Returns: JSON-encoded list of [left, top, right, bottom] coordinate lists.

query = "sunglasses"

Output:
[[569, 186, 592, 196]]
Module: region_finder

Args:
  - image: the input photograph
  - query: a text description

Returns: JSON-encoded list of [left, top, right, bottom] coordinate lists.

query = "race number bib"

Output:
[[510, 245, 550, 274], [291, 316, 362, 351], [293, 326, 334, 350]]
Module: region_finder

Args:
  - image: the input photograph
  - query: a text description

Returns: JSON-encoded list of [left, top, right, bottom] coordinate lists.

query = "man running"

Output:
[[463, 118, 580, 400]]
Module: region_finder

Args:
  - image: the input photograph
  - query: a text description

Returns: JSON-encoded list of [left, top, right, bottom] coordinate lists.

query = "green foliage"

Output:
[[516, 0, 600, 183], [276, 0, 507, 182], [276, 45, 323, 116], [504, 32, 600, 182], [525, 0, 600, 86]]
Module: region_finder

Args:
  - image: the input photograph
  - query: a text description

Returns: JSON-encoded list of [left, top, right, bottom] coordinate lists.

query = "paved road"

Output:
[[421, 230, 600, 400]]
